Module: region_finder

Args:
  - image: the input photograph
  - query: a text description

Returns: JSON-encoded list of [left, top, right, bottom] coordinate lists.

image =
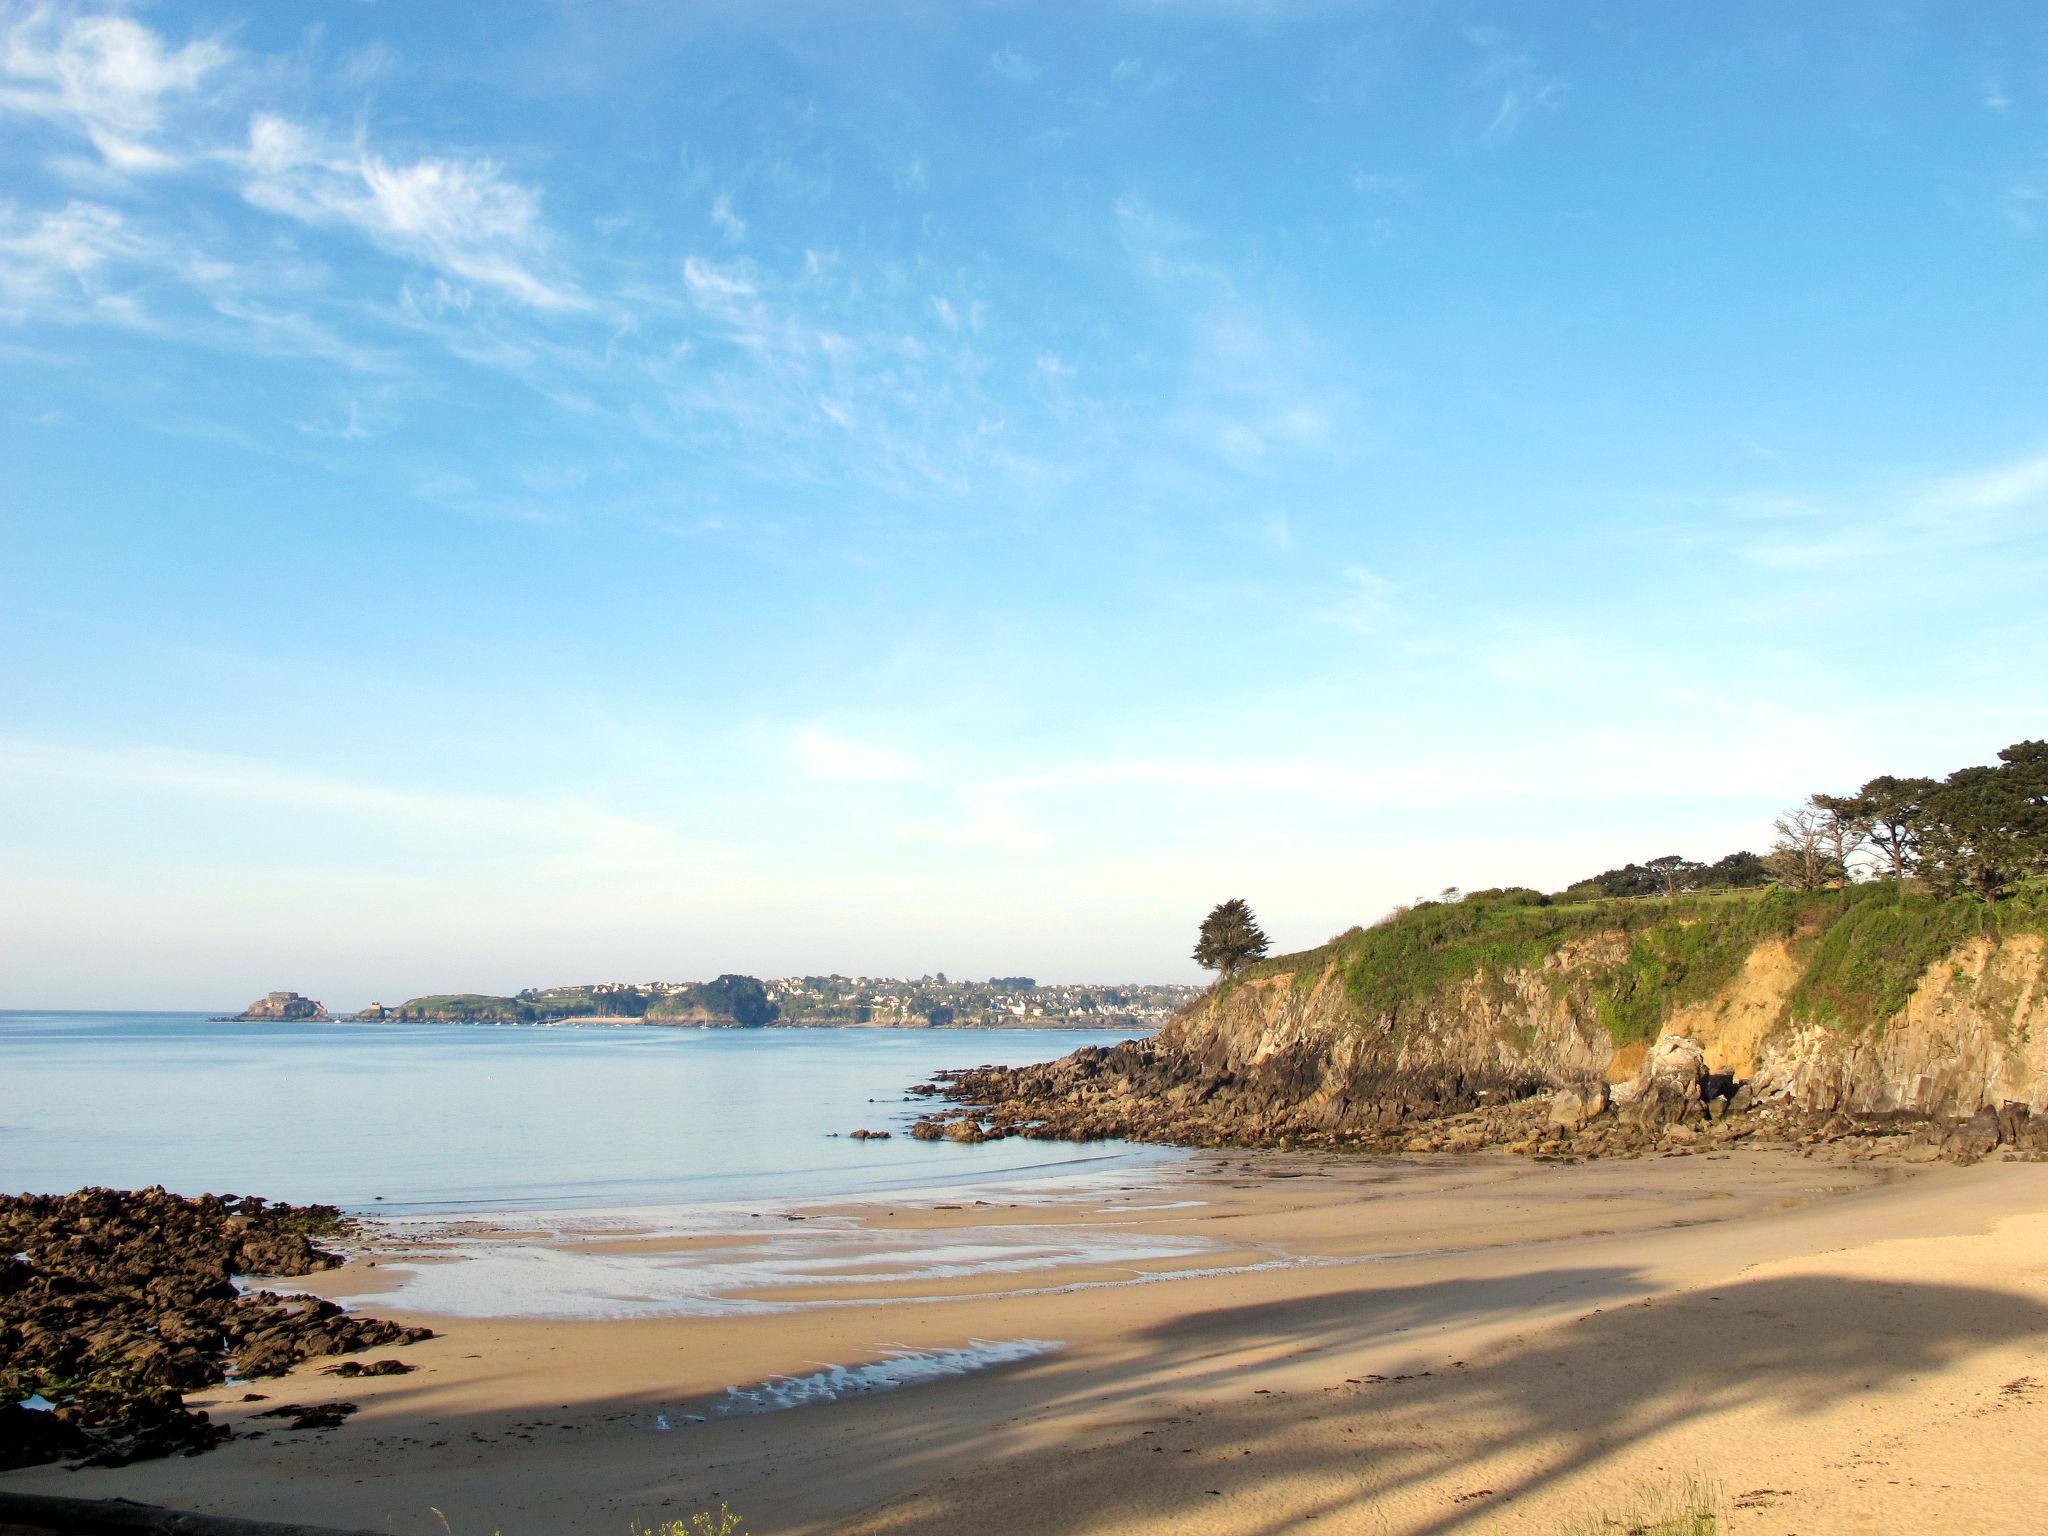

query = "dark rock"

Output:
[[1997, 1100, 2032, 1147], [0, 1188, 431, 1471], [254, 1401, 357, 1430], [326, 1359, 413, 1378], [0, 1401, 90, 1472], [1948, 1107, 2002, 1162]]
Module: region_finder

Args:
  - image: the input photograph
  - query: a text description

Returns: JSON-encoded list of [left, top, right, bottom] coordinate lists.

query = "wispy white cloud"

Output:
[[1350, 170, 1413, 198], [1934, 449, 2048, 510], [709, 191, 745, 241], [1717, 446, 2048, 572], [989, 46, 1041, 84], [0, 4, 228, 170], [239, 112, 585, 311], [1325, 562, 1395, 633], [1466, 26, 1566, 145], [1113, 192, 1357, 470], [0, 735, 662, 848], [794, 726, 920, 783], [0, 197, 136, 315], [1110, 56, 1176, 94]]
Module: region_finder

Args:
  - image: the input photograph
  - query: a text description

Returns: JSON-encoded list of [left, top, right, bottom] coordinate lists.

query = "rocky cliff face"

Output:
[[915, 887, 2048, 1155], [1746, 933, 2047, 1115]]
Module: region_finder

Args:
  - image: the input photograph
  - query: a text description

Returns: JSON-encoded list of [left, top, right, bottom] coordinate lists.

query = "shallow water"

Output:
[[335, 1200, 1220, 1318], [0, 1011, 1175, 1214]]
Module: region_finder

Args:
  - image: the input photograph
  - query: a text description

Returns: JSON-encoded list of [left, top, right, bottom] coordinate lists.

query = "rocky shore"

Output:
[[909, 1029, 2048, 1165], [0, 1188, 430, 1471], [909, 889, 2048, 1168]]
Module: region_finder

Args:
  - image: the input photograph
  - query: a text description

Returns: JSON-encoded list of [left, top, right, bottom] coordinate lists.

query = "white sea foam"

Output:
[[716, 1339, 1062, 1414]]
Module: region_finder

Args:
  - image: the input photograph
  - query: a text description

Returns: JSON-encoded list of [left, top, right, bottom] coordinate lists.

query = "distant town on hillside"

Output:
[[235, 975, 1201, 1030]]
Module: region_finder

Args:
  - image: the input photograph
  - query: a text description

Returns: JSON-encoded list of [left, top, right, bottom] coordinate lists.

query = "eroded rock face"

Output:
[[909, 926, 2048, 1168], [233, 991, 328, 1021], [0, 1187, 431, 1470], [1748, 935, 2048, 1119]]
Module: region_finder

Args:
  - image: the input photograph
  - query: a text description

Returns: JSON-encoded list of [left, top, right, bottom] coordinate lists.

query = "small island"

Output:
[[224, 990, 329, 1021]]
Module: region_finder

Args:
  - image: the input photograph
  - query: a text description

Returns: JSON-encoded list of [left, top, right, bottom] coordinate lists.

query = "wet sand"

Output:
[[7, 1148, 2048, 1534]]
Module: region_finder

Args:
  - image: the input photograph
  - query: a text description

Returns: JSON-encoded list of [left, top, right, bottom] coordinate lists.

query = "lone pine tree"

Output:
[[1193, 899, 1270, 981]]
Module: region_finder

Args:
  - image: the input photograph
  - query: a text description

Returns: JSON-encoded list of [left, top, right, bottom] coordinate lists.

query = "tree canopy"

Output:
[[1194, 899, 1270, 980], [1789, 740, 2047, 899]]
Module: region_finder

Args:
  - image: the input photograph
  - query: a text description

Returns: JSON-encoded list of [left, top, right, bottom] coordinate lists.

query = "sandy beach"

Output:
[[8, 1146, 2048, 1535]]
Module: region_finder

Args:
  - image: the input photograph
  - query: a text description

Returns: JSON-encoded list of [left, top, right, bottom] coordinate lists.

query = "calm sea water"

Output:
[[0, 1012, 1172, 1215]]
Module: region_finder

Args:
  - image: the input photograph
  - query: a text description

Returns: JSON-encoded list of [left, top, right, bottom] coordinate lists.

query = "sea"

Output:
[[0, 1010, 1177, 1216]]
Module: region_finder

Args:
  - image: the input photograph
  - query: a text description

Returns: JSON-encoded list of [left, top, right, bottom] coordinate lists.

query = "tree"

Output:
[[1831, 774, 1938, 882], [1193, 898, 1270, 981], [1916, 757, 2043, 899], [1998, 740, 2048, 858], [1809, 794, 1871, 888], [1643, 854, 1704, 900], [1766, 801, 1842, 892], [1701, 850, 1770, 888]]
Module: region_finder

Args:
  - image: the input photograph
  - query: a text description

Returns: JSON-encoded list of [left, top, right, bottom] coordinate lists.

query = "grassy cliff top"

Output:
[[1227, 881, 2048, 1046]]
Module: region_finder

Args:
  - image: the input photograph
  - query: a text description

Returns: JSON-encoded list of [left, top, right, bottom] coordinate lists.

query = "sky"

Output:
[[2, 0, 2045, 1009]]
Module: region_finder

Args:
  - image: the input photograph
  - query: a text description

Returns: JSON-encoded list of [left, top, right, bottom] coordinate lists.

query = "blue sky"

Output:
[[3, 1, 2045, 1007]]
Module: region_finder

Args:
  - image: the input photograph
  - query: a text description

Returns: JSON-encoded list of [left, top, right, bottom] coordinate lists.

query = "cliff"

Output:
[[916, 884, 2048, 1156]]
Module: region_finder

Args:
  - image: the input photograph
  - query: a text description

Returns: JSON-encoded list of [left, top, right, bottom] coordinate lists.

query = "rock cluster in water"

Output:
[[909, 1030, 2048, 1165], [0, 1187, 431, 1470]]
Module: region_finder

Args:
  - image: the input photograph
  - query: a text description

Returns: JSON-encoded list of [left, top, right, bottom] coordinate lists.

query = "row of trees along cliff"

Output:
[[1190, 737, 2048, 986]]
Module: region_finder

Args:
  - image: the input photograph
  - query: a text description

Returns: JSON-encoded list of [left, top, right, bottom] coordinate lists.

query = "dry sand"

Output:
[[8, 1147, 2048, 1535]]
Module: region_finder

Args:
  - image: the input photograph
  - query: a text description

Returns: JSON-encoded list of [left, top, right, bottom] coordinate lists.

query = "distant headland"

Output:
[[223, 974, 1199, 1030]]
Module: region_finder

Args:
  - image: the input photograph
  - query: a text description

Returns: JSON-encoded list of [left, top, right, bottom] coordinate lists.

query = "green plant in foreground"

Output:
[[1553, 1477, 1720, 1536], [636, 1505, 749, 1536]]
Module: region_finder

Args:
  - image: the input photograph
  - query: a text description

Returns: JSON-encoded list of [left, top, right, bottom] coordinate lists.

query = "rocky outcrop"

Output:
[[0, 1188, 431, 1470], [231, 991, 328, 1021], [912, 892, 2048, 1160]]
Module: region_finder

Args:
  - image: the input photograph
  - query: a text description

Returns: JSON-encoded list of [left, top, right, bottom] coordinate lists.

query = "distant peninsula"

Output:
[[231, 974, 1199, 1030]]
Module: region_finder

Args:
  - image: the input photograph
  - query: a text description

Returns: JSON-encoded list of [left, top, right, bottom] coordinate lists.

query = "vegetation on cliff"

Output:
[[1239, 881, 2048, 1049]]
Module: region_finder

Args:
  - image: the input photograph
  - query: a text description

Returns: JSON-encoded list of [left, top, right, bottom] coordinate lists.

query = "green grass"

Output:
[[636, 1507, 749, 1536], [1787, 881, 2048, 1030], [1553, 1478, 1721, 1536], [1226, 881, 2048, 1047]]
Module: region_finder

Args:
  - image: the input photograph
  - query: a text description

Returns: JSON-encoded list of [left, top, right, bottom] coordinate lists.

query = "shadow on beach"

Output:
[[11, 1264, 2048, 1536], [830, 1268, 2048, 1535]]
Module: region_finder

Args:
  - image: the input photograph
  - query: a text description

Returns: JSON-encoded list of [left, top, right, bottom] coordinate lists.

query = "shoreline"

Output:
[[209, 1015, 1169, 1031], [12, 1144, 2047, 1532]]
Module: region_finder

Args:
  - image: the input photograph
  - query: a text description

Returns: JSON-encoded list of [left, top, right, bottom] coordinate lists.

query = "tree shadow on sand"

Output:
[[840, 1270, 2048, 1535]]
